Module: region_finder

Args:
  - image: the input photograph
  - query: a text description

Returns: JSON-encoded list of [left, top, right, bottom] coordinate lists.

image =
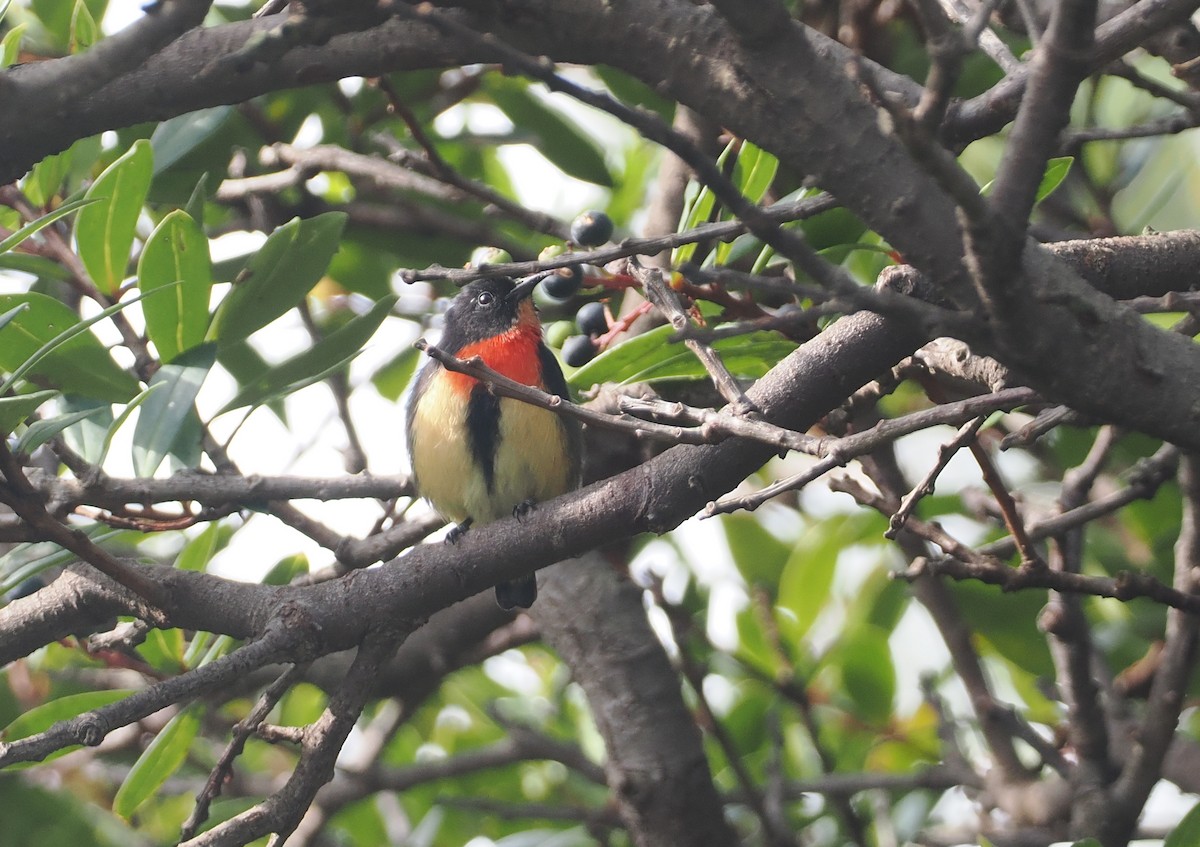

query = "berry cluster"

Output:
[[468, 210, 618, 367]]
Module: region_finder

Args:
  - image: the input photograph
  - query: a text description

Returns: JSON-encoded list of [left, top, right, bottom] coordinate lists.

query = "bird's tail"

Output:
[[495, 574, 537, 609]]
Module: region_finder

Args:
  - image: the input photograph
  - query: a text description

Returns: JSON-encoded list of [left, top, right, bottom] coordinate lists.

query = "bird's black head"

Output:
[[439, 276, 541, 353]]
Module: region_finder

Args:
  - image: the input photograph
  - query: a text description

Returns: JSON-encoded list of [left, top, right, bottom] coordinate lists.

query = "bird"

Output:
[[405, 274, 583, 609]]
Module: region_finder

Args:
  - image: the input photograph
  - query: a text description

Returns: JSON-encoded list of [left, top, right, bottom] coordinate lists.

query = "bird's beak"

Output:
[[506, 273, 549, 304]]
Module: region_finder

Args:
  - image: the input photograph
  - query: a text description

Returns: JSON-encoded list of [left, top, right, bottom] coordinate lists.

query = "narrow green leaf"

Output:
[[112, 705, 202, 819], [0, 253, 74, 282], [59, 395, 113, 464], [1035, 156, 1073, 203], [137, 627, 185, 673], [724, 513, 791, 588], [1, 689, 133, 762], [184, 173, 209, 224], [217, 339, 286, 424], [0, 529, 125, 596], [0, 390, 58, 435], [371, 346, 420, 402], [264, 553, 308, 585], [485, 77, 613, 187], [569, 323, 795, 388], [0, 0, 13, 26], [95, 382, 165, 468], [0, 291, 139, 402], [837, 625, 896, 726], [1, 21, 26, 68], [209, 212, 347, 346], [0, 196, 101, 255], [150, 106, 233, 175], [218, 294, 395, 414], [0, 302, 29, 333], [778, 518, 848, 644], [568, 323, 673, 388], [138, 210, 213, 362], [75, 138, 153, 295], [736, 141, 778, 206], [69, 0, 98, 53], [25, 146, 74, 206], [175, 522, 233, 572], [672, 138, 738, 267], [593, 64, 674, 118], [978, 156, 1073, 205], [132, 344, 216, 477], [14, 406, 104, 455], [1165, 802, 1200, 847]]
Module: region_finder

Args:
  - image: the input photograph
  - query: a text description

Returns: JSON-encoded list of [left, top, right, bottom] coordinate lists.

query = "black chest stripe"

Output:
[[465, 384, 502, 493]]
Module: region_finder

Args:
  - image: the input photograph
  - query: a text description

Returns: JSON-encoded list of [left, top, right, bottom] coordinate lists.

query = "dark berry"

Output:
[[576, 301, 608, 337], [562, 334, 597, 367], [540, 265, 583, 300], [570, 210, 614, 247]]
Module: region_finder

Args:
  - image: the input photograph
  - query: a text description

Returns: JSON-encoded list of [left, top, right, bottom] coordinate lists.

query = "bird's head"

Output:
[[440, 276, 541, 353]]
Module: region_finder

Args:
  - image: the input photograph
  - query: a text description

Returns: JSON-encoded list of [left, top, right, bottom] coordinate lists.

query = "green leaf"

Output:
[[1035, 156, 1073, 203], [1166, 802, 1200, 847], [1, 22, 26, 68], [0, 292, 139, 402], [94, 382, 165, 468], [484, 77, 613, 187], [593, 64, 674, 119], [0, 302, 28, 333], [979, 156, 1073, 206], [371, 346, 421, 402], [24, 144, 73, 206], [0, 253, 74, 282], [723, 513, 792, 588], [0, 528, 124, 595], [209, 212, 347, 346], [948, 579, 1054, 677], [837, 625, 896, 726], [137, 627, 185, 673], [778, 520, 845, 645], [75, 138, 153, 295], [150, 106, 234, 175], [672, 138, 738, 267], [1, 689, 133, 763], [218, 339, 286, 423], [175, 522, 233, 572], [0, 390, 58, 435], [69, 0, 99, 53], [0, 0, 12, 25], [568, 322, 795, 388], [112, 705, 202, 819], [735, 141, 778, 206], [59, 395, 113, 464], [14, 406, 105, 455], [137, 210, 213, 362], [184, 173, 209, 224], [132, 343, 216, 477], [264, 553, 308, 585], [0, 196, 101, 255], [218, 294, 395, 414]]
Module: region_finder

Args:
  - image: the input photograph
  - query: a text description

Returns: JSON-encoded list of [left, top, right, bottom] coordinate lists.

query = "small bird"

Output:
[[406, 275, 583, 609]]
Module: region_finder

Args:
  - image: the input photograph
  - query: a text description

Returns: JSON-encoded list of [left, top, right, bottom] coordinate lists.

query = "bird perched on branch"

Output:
[[406, 275, 583, 609]]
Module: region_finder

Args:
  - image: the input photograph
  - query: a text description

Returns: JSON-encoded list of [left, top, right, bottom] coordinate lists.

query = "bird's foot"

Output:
[[513, 499, 536, 521], [445, 518, 473, 544]]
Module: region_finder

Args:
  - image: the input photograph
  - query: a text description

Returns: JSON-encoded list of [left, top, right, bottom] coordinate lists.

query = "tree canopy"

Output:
[[2, 1, 1200, 846]]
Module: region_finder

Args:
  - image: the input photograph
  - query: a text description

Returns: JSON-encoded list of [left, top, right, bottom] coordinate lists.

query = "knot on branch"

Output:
[[73, 712, 109, 747]]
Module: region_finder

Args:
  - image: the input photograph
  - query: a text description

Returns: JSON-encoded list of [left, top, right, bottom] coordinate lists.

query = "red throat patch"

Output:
[[447, 309, 543, 393]]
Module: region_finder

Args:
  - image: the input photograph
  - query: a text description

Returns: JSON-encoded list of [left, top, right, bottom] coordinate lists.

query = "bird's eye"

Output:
[[476, 291, 495, 307]]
